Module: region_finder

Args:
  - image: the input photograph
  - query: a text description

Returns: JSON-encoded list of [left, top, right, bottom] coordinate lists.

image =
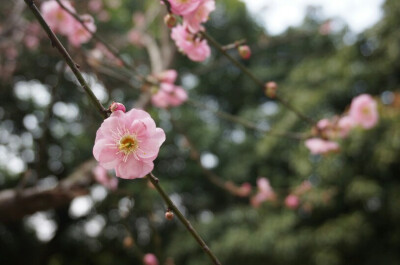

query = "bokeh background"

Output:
[[1, 0, 400, 264]]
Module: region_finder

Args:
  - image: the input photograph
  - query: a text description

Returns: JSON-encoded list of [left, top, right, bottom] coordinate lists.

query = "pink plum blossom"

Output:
[[285, 194, 300, 209], [337, 115, 355, 138], [155, 69, 178, 84], [168, 0, 202, 16], [305, 138, 339, 155], [93, 109, 166, 179], [183, 0, 215, 33], [143, 253, 159, 265], [251, 177, 276, 208], [92, 165, 118, 190], [349, 94, 379, 129], [68, 15, 97, 47], [151, 83, 188, 108], [171, 25, 211, 62], [41, 0, 76, 35]]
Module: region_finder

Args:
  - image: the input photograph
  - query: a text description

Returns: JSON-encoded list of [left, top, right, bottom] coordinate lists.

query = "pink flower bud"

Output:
[[164, 14, 177, 28], [109, 102, 126, 113], [165, 210, 174, 220], [238, 45, 251, 59], [285, 194, 300, 209], [264, 81, 277, 98], [143, 253, 159, 265]]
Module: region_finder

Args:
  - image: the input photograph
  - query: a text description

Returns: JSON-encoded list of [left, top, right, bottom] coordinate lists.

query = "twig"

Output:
[[54, 0, 155, 86], [147, 173, 222, 265], [200, 31, 316, 126], [188, 99, 307, 140]]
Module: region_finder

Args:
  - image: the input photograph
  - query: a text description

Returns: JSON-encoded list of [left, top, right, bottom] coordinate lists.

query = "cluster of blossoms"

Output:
[[166, 0, 215, 62], [93, 104, 166, 179], [41, 0, 96, 47], [284, 180, 312, 210], [305, 94, 379, 155], [151, 70, 188, 108]]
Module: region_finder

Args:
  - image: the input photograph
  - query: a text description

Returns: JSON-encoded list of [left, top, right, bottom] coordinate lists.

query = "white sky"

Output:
[[242, 0, 385, 35]]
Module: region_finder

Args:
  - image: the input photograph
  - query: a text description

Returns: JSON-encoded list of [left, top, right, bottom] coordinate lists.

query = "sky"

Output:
[[241, 0, 385, 35]]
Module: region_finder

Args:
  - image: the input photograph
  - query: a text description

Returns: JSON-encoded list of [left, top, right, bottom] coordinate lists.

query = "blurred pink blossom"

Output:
[[285, 194, 300, 209], [143, 253, 159, 265], [337, 115, 355, 138], [251, 177, 276, 208], [41, 0, 76, 35], [154, 69, 178, 84], [171, 25, 211, 62], [168, 0, 202, 16], [305, 138, 339, 155], [92, 165, 118, 190], [349, 94, 379, 129], [88, 0, 103, 13], [183, 0, 215, 33], [68, 14, 96, 47], [151, 83, 188, 108], [93, 109, 166, 179]]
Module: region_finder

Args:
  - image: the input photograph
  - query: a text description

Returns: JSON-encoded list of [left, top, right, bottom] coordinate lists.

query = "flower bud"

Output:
[[264, 81, 277, 98], [109, 102, 126, 113], [164, 14, 177, 28], [123, 236, 134, 248], [165, 210, 174, 220], [238, 45, 251, 59]]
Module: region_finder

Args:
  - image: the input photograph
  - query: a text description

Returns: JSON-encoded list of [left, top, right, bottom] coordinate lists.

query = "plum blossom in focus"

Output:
[[109, 102, 126, 113], [92, 165, 118, 190], [251, 177, 276, 208], [93, 109, 166, 179], [349, 94, 379, 129], [183, 0, 215, 32], [151, 70, 188, 108], [305, 138, 339, 155], [143, 253, 159, 265], [168, 0, 202, 16], [171, 25, 211, 62]]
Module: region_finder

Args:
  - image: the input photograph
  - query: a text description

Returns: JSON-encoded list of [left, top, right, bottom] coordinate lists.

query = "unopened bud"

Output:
[[264, 81, 277, 98], [165, 210, 174, 220], [123, 236, 134, 248], [109, 102, 126, 113], [238, 45, 251, 60], [164, 14, 177, 28]]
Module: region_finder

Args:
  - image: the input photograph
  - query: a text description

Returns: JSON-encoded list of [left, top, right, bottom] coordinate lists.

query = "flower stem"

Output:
[[147, 173, 222, 265], [23, 0, 108, 119]]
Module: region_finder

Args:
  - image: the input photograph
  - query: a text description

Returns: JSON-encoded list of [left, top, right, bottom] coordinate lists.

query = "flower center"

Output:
[[361, 106, 371, 115], [118, 134, 138, 155]]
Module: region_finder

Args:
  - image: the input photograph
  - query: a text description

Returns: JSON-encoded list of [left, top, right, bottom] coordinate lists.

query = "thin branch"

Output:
[[169, 116, 250, 197], [200, 31, 316, 126], [54, 0, 155, 86], [147, 173, 222, 265], [188, 99, 307, 140], [24, 0, 108, 118]]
